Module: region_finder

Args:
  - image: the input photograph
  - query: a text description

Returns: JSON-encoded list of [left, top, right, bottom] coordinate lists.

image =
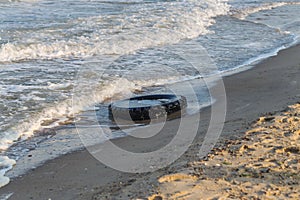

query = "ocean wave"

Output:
[[0, 71, 186, 151], [0, 156, 15, 189], [0, 0, 230, 62], [231, 1, 300, 20]]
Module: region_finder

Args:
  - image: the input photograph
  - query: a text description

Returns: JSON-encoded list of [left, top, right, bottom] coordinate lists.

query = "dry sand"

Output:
[[149, 103, 300, 199], [0, 44, 299, 200]]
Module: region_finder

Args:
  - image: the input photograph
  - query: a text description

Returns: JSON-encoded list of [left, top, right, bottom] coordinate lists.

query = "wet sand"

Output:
[[0, 44, 299, 199]]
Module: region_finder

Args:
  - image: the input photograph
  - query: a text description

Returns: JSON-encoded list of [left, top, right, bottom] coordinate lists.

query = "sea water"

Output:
[[0, 0, 299, 187]]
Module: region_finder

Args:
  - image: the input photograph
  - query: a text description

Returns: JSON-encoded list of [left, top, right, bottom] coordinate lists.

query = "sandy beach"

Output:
[[0, 44, 299, 199], [149, 103, 300, 199]]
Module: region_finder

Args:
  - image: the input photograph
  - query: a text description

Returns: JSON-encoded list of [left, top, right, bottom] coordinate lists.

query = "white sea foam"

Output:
[[0, 84, 45, 96], [0, 74, 183, 151], [231, 2, 300, 20], [0, 193, 13, 200], [0, 0, 230, 62], [0, 156, 16, 188]]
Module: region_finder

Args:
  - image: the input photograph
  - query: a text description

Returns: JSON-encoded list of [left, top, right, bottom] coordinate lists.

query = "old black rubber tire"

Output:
[[108, 94, 187, 122]]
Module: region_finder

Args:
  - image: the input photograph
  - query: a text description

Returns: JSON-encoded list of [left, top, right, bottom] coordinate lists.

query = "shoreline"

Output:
[[0, 44, 299, 199], [2, 41, 297, 182]]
